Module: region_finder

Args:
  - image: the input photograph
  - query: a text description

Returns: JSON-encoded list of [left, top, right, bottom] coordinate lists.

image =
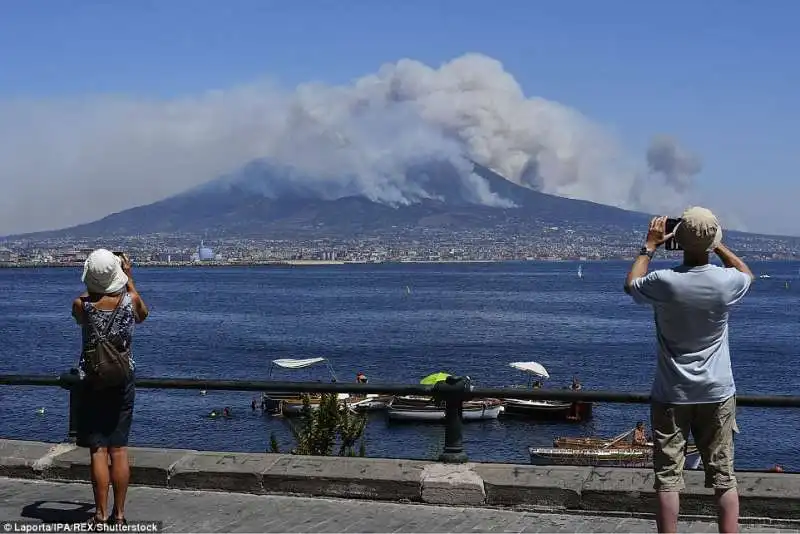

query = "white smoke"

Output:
[[629, 135, 704, 215], [646, 135, 702, 193], [0, 53, 696, 235]]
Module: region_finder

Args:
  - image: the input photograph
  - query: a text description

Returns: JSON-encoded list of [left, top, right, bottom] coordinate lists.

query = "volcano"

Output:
[[12, 160, 652, 239]]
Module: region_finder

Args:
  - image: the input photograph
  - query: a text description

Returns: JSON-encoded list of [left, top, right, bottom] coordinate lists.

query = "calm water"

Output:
[[1, 261, 798, 471]]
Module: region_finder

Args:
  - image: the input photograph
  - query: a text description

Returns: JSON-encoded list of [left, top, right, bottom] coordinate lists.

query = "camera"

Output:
[[663, 218, 682, 251], [112, 251, 124, 257]]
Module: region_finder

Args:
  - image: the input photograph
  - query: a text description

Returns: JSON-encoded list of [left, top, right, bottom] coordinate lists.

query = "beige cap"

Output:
[[675, 206, 723, 253]]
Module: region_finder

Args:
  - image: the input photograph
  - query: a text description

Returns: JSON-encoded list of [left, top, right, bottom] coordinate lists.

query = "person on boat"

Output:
[[632, 422, 648, 446], [571, 377, 582, 391], [356, 372, 368, 384], [223, 407, 231, 417], [72, 249, 149, 528], [625, 209, 753, 534]]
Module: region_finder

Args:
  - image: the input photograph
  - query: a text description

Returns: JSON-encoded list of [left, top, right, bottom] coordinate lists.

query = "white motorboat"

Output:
[[386, 396, 503, 422]]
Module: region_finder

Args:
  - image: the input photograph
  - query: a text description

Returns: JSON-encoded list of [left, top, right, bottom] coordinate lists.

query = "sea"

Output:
[[0, 260, 798, 471]]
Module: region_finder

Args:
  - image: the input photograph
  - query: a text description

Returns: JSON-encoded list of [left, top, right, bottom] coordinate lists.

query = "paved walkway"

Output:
[[0, 478, 797, 533]]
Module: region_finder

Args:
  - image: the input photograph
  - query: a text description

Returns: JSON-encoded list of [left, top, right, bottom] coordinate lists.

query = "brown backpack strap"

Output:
[[85, 291, 127, 340]]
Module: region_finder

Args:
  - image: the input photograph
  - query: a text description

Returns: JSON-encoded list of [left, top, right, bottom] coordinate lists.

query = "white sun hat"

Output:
[[82, 249, 129, 294]]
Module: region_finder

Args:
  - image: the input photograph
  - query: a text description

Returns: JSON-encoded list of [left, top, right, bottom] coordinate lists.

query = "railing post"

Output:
[[436, 375, 471, 464], [59, 369, 81, 443]]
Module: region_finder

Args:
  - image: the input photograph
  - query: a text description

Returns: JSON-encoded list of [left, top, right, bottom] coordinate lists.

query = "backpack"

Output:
[[82, 293, 132, 388]]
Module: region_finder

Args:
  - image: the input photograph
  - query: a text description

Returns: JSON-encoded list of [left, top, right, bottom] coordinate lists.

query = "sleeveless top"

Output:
[[79, 292, 137, 376]]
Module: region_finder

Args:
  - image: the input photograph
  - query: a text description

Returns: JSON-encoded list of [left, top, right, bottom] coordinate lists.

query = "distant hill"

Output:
[[9, 160, 662, 240]]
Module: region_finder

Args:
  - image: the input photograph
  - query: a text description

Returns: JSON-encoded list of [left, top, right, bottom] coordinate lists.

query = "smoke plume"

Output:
[[0, 53, 699, 234], [646, 135, 703, 193]]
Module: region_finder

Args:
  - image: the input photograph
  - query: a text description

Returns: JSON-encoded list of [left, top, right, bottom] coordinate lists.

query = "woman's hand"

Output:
[[120, 253, 133, 276]]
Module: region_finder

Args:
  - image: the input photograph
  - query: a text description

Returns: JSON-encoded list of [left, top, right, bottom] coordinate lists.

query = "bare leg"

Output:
[[109, 447, 131, 521], [656, 490, 680, 533], [89, 447, 110, 520], [716, 488, 739, 533]]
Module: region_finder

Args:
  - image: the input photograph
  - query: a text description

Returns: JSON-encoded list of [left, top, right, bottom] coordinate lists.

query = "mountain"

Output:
[[10, 160, 656, 239]]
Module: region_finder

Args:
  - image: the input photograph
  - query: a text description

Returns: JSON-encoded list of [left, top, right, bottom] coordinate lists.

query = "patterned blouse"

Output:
[[79, 292, 137, 375]]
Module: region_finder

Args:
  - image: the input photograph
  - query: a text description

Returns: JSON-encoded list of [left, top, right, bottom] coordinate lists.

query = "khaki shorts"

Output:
[[651, 395, 738, 492]]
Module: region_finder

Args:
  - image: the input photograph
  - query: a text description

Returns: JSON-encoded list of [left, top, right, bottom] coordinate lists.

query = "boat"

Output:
[[387, 396, 503, 422], [261, 357, 349, 416], [502, 362, 592, 421], [348, 394, 393, 412], [386, 372, 503, 422], [529, 428, 702, 469], [759, 274, 771, 279]]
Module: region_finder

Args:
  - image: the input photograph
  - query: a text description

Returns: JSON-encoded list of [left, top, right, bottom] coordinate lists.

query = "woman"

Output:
[[72, 249, 149, 526]]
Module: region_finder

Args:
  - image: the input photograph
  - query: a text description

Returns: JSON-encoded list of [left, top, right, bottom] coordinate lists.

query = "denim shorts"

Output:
[[76, 376, 135, 449]]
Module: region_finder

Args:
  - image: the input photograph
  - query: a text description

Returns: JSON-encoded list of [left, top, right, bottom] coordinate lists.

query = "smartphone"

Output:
[[663, 218, 682, 251]]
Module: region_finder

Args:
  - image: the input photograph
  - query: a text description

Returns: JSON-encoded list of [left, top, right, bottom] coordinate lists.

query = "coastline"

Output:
[[1, 258, 628, 269], [0, 257, 796, 269]]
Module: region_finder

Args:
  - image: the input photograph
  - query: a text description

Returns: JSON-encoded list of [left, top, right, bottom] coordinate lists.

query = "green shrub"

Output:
[[269, 393, 367, 457]]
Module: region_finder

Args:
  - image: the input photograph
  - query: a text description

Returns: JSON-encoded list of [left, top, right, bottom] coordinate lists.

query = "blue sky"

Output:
[[0, 0, 798, 235]]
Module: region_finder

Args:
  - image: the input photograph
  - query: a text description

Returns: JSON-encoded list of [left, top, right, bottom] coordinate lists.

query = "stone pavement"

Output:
[[1, 478, 797, 533]]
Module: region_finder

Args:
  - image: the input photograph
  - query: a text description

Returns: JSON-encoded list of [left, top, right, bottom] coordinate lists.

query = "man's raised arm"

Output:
[[714, 244, 754, 280]]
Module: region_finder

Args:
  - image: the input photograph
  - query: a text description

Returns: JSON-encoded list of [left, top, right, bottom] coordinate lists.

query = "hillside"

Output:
[[9, 161, 657, 240]]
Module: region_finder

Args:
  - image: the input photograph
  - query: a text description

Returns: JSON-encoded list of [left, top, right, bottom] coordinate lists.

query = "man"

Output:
[[632, 421, 648, 446], [624, 207, 753, 534]]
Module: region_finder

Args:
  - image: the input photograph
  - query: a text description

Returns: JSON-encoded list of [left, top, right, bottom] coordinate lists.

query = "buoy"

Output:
[[209, 411, 217, 418], [36, 408, 45, 415], [200, 390, 207, 396]]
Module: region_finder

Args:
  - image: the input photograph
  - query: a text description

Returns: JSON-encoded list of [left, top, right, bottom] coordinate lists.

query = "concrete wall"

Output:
[[1, 439, 797, 520]]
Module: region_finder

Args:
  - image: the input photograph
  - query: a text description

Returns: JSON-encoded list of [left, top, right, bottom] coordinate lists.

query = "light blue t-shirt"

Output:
[[628, 264, 752, 404]]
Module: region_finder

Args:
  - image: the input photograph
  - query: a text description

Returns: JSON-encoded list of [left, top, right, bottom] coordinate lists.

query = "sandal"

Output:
[[87, 515, 107, 527], [107, 515, 127, 526]]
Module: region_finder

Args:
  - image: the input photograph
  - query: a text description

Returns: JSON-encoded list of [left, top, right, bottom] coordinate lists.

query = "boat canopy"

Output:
[[509, 361, 550, 379], [271, 357, 326, 369]]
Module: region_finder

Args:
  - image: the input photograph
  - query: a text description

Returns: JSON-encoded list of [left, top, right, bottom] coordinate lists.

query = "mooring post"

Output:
[[59, 368, 81, 443], [436, 375, 471, 463]]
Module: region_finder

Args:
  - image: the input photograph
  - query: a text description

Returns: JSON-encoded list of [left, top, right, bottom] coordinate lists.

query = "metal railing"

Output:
[[2, 371, 799, 463]]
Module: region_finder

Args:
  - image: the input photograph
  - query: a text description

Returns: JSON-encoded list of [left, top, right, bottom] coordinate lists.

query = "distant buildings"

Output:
[[0, 226, 798, 267], [192, 241, 220, 262]]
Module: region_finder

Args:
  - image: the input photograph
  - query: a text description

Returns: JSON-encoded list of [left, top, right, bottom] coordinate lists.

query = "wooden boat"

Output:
[[502, 362, 593, 421], [387, 396, 503, 422], [529, 429, 702, 469], [261, 357, 349, 416]]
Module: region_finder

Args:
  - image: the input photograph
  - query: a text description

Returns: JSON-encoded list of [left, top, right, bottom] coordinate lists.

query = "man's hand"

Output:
[[645, 216, 675, 251]]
